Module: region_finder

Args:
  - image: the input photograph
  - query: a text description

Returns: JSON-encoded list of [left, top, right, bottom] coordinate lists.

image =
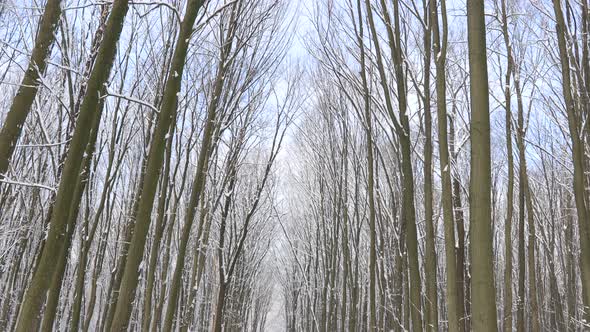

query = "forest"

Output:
[[0, 0, 589, 331]]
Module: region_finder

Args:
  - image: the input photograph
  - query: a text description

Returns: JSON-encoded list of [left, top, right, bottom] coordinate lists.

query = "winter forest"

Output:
[[0, 0, 589, 331]]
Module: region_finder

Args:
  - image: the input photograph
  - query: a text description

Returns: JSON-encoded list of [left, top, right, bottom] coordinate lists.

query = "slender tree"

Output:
[[109, 1, 208, 330], [162, 3, 237, 326], [354, 1, 377, 329], [364, 0, 424, 328], [551, 0, 590, 323], [422, 0, 438, 329], [498, 0, 515, 329], [14, 0, 130, 329], [0, 0, 62, 179], [431, 0, 461, 329]]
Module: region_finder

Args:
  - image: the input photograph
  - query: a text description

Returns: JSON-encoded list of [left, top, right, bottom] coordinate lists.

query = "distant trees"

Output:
[[280, 0, 590, 331]]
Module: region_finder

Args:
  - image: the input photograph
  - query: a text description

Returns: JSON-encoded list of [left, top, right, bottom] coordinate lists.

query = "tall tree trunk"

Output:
[[161, 67, 220, 331], [340, 116, 351, 332], [14, 1, 130, 329], [365, 0, 424, 328], [161, 2, 239, 324], [108, 1, 207, 330], [40, 107, 102, 330], [45, 22, 119, 321], [354, 1, 378, 329], [423, 0, 439, 329], [498, 0, 515, 329], [391, 2, 423, 328], [513, 64, 540, 331], [212, 162, 237, 332], [0, 0, 62, 179], [551, 0, 590, 323], [431, 0, 461, 329], [466, 0, 499, 330]]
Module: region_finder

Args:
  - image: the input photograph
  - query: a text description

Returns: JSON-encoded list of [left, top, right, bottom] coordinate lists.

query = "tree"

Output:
[[14, 0, 130, 329], [431, 0, 461, 329], [0, 0, 62, 180], [364, 0, 423, 328], [467, 0, 499, 330], [422, 0, 439, 329], [162, 2, 239, 328], [497, 0, 515, 329], [551, 0, 590, 323], [109, 1, 208, 330], [355, 0, 377, 328]]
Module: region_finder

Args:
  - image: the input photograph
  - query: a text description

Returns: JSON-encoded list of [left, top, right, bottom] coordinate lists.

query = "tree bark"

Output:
[[466, 0, 499, 329], [423, 0, 439, 329], [498, 0, 515, 329]]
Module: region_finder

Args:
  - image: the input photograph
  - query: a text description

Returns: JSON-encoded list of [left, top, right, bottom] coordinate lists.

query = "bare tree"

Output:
[[0, 0, 62, 180], [467, 0, 498, 329]]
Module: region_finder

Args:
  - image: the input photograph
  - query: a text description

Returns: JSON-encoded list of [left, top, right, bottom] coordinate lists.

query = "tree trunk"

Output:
[[161, 3, 237, 324], [466, 0, 498, 329], [141, 132, 173, 332], [551, 0, 590, 323], [108, 1, 207, 330], [432, 0, 461, 329], [423, 1, 439, 329], [0, 0, 62, 179], [354, 1, 378, 328], [524, 171, 540, 331], [14, 0, 130, 329], [498, 0, 515, 328], [213, 282, 227, 332]]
